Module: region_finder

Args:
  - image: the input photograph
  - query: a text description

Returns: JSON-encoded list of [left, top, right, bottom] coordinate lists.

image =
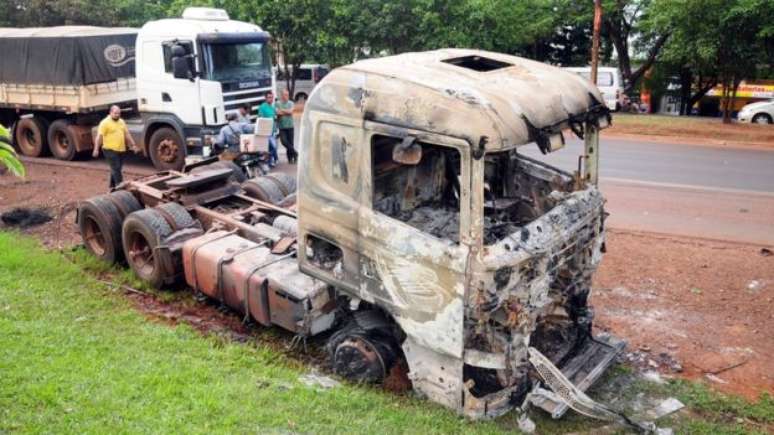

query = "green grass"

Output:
[[0, 232, 503, 434], [1, 231, 772, 434]]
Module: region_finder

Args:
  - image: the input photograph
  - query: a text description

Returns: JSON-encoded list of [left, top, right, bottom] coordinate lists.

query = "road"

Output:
[[523, 137, 774, 245]]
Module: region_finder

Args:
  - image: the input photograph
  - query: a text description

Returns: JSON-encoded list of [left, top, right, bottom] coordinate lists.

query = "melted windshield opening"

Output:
[[483, 150, 575, 245]]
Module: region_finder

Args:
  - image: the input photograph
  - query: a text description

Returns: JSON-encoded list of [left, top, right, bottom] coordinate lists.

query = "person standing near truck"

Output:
[[93, 105, 136, 189], [257, 91, 279, 167], [275, 89, 297, 164]]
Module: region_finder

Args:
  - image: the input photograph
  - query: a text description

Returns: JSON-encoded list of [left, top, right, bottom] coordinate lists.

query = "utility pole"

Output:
[[590, 0, 602, 85]]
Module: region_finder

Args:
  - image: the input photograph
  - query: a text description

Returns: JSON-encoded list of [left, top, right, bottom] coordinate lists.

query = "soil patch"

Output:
[[593, 229, 774, 400]]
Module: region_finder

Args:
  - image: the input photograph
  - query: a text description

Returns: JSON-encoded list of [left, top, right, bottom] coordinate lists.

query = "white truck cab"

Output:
[[134, 7, 275, 169]]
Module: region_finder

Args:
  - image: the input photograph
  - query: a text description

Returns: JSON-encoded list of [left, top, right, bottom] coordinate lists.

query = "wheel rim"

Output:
[[82, 215, 106, 256], [334, 337, 386, 382], [127, 231, 155, 277], [157, 138, 179, 163], [54, 130, 69, 154], [19, 127, 38, 153]]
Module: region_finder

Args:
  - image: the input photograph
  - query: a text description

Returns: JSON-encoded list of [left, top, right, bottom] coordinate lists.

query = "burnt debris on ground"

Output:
[[1, 207, 52, 228]]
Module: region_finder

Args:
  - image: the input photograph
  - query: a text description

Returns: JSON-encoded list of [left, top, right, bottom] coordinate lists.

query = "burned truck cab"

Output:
[[297, 49, 622, 419]]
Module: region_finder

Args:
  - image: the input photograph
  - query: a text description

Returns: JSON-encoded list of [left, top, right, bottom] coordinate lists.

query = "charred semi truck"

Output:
[[78, 49, 631, 423], [0, 8, 274, 170]]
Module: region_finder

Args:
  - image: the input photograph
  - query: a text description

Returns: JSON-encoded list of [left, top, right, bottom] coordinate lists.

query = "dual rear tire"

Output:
[[242, 173, 297, 205], [122, 203, 199, 288], [78, 191, 143, 264]]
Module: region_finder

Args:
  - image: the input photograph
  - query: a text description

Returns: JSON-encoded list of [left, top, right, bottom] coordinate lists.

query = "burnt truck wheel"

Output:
[[15, 117, 50, 157], [122, 208, 175, 288], [47, 119, 78, 161], [78, 195, 124, 263], [149, 127, 185, 171], [330, 333, 398, 384]]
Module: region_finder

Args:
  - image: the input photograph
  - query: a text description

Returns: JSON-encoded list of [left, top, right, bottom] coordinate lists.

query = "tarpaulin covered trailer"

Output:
[[0, 26, 138, 113]]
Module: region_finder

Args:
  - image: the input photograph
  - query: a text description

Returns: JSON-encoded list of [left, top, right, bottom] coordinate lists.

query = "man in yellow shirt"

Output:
[[93, 105, 136, 189]]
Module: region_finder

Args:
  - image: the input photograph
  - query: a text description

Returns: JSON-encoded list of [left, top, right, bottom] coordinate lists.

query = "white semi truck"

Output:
[[0, 7, 274, 170]]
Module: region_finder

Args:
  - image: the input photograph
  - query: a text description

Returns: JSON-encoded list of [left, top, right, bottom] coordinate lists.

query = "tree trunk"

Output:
[[679, 68, 692, 115], [721, 75, 732, 124]]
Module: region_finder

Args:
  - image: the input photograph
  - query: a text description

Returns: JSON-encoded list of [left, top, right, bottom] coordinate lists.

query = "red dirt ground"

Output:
[[2, 160, 772, 401]]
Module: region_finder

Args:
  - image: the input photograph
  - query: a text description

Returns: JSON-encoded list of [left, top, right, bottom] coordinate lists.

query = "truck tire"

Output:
[[190, 160, 247, 183], [242, 176, 286, 204], [48, 119, 78, 161], [108, 190, 143, 218], [149, 127, 185, 171], [265, 172, 297, 196], [122, 208, 175, 288], [15, 117, 50, 157], [155, 202, 198, 230], [78, 195, 124, 264]]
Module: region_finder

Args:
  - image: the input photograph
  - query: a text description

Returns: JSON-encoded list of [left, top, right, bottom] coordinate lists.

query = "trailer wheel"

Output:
[[122, 208, 175, 288], [149, 127, 185, 171], [78, 195, 124, 263], [48, 119, 78, 161], [190, 160, 247, 183], [15, 117, 50, 157]]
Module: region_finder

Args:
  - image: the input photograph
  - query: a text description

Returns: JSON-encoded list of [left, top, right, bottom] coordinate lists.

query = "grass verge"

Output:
[[607, 113, 774, 146], [1, 231, 772, 434]]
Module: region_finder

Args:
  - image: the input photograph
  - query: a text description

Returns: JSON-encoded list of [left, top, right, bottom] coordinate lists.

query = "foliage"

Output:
[[647, 0, 774, 120], [0, 124, 25, 178]]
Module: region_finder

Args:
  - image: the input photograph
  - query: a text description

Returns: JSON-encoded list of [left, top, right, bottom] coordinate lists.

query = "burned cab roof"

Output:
[[306, 49, 609, 151]]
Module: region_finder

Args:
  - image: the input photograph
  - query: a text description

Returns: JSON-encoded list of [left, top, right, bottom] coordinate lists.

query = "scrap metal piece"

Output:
[[527, 347, 656, 432]]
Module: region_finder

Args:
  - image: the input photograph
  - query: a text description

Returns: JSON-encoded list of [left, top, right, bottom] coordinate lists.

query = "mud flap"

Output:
[[527, 335, 655, 432]]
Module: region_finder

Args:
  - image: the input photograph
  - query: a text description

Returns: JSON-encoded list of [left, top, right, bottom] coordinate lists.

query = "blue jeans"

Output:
[[268, 135, 279, 165]]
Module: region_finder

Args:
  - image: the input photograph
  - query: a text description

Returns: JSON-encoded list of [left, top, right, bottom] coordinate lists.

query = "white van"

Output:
[[563, 66, 624, 111], [275, 64, 330, 102]]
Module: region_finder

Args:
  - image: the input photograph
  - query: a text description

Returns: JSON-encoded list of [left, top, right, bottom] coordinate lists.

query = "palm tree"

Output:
[[0, 124, 25, 177]]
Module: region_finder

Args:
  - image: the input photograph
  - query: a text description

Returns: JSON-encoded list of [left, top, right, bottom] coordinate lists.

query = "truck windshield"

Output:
[[203, 42, 272, 82]]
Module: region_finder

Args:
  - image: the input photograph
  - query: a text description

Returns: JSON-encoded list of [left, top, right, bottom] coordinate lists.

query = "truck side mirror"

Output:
[[392, 136, 423, 165]]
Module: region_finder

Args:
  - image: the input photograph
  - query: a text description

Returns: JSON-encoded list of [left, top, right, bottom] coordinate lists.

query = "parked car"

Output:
[[737, 99, 774, 124], [275, 64, 329, 102], [563, 66, 624, 111]]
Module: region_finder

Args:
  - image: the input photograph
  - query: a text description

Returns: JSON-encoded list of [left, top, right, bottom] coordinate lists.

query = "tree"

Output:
[[648, 0, 774, 120], [597, 0, 669, 93], [0, 125, 25, 178], [253, 0, 328, 96]]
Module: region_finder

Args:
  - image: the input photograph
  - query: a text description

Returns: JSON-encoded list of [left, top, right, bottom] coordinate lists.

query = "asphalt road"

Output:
[[524, 137, 774, 245]]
